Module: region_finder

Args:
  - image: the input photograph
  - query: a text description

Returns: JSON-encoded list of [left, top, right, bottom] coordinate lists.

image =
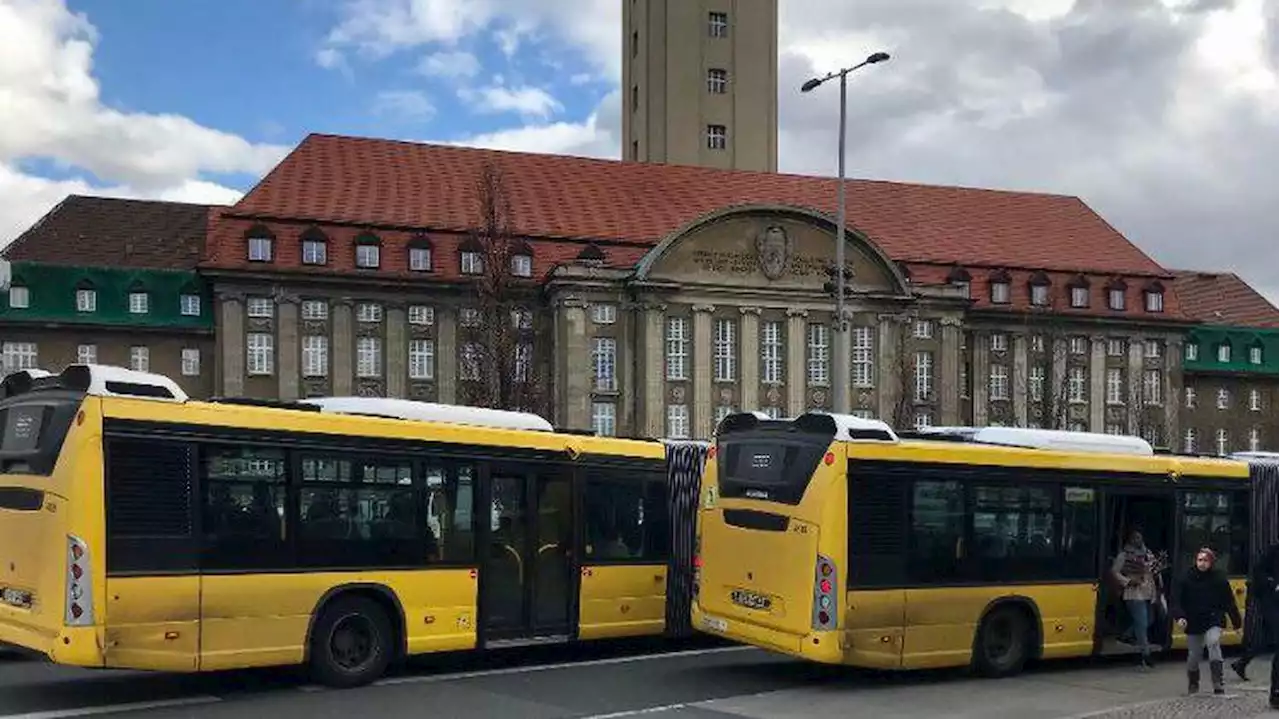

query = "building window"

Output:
[[355, 243, 380, 269], [179, 293, 201, 316], [1106, 368, 1124, 404], [1070, 336, 1087, 355], [510, 253, 532, 277], [1031, 335, 1046, 354], [76, 288, 96, 313], [181, 348, 200, 376], [708, 11, 728, 37], [665, 317, 689, 380], [357, 303, 382, 323], [129, 346, 149, 372], [128, 292, 149, 314], [714, 404, 736, 429], [1144, 290, 1164, 313], [1249, 427, 1262, 452], [7, 285, 29, 309], [1068, 366, 1087, 404], [408, 339, 435, 380], [914, 351, 933, 401], [302, 336, 328, 377], [592, 402, 617, 437], [76, 344, 96, 365], [302, 240, 326, 265], [1215, 428, 1229, 456], [513, 343, 533, 383], [1217, 343, 1231, 363], [713, 319, 736, 382], [914, 320, 933, 339], [1249, 388, 1261, 411], [1107, 338, 1126, 357], [954, 280, 971, 298], [409, 246, 432, 272], [989, 364, 1009, 400], [1217, 388, 1230, 410], [1108, 288, 1125, 311], [707, 68, 727, 94], [807, 323, 829, 386], [915, 411, 933, 428], [666, 404, 690, 439], [851, 326, 874, 388], [1249, 346, 1263, 365], [1030, 284, 1050, 306], [1104, 423, 1122, 435], [1143, 369, 1162, 405], [461, 250, 484, 275], [300, 300, 327, 320], [0, 342, 37, 375], [247, 297, 274, 318], [1185, 343, 1199, 361], [246, 333, 274, 375], [1144, 340, 1162, 359], [247, 236, 272, 262], [706, 124, 727, 150], [1184, 428, 1198, 454], [408, 305, 434, 325], [1029, 366, 1045, 402], [1185, 386, 1197, 408], [990, 281, 1010, 304], [592, 304, 617, 324], [511, 308, 533, 330], [990, 333, 1008, 352], [593, 337, 618, 392], [1070, 286, 1089, 308], [356, 337, 382, 378], [761, 320, 784, 385]]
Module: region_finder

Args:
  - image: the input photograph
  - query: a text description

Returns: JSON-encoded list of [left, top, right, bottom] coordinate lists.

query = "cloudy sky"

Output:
[[1, 0, 1276, 302]]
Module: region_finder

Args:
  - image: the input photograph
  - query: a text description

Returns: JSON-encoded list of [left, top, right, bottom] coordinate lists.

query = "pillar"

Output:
[[276, 295, 300, 401], [332, 299, 354, 396], [219, 293, 245, 398], [692, 304, 714, 439], [562, 298, 591, 431], [1127, 339, 1145, 434], [1089, 335, 1106, 431], [787, 309, 808, 417], [973, 332, 990, 427], [643, 303, 666, 438], [738, 306, 761, 411], [386, 303, 407, 399], [1013, 334, 1029, 427], [939, 318, 962, 425], [876, 314, 903, 423]]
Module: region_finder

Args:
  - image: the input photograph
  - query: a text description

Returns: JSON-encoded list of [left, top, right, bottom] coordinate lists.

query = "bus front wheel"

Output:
[[308, 595, 394, 688], [973, 605, 1033, 678]]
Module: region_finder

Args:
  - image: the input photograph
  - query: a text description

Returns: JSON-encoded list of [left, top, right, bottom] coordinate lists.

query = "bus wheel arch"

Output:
[[304, 584, 407, 687], [971, 596, 1042, 678]]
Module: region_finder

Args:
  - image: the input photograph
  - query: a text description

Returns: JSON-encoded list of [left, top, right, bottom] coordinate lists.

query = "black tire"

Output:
[[973, 605, 1034, 678], [308, 595, 395, 688]]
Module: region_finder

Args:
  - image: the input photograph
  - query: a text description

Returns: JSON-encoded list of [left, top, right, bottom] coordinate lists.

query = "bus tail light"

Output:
[[65, 535, 94, 627], [811, 554, 837, 632]]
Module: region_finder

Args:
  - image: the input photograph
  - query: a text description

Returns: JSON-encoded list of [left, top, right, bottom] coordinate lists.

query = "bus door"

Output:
[[479, 462, 576, 645], [1095, 486, 1175, 654]]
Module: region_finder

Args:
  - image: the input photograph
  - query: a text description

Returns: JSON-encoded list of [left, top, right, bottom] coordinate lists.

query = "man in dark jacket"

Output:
[[1232, 543, 1278, 685], [1176, 547, 1242, 695]]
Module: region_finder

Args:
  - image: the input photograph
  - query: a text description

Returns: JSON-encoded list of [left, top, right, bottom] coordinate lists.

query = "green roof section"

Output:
[[1, 261, 213, 330], [1184, 325, 1278, 375]]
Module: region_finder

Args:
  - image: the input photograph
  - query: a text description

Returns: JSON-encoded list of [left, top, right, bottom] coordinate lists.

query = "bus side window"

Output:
[[1061, 487, 1098, 579], [200, 444, 289, 570], [424, 463, 476, 563], [584, 475, 666, 562], [909, 480, 965, 583]]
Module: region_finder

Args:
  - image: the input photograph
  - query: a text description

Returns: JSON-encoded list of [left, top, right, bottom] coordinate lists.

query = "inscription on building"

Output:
[[690, 250, 842, 278]]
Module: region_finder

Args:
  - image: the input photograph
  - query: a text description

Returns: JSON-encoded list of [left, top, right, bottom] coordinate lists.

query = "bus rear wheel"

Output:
[[308, 595, 394, 688], [973, 605, 1033, 678]]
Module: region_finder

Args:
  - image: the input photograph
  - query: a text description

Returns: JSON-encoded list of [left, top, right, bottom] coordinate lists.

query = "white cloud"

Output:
[[449, 89, 619, 158], [417, 49, 480, 79], [0, 0, 289, 248], [373, 89, 436, 120], [458, 83, 563, 119]]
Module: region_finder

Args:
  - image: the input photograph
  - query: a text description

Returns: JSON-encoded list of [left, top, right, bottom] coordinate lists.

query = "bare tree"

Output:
[[456, 162, 553, 417], [889, 314, 917, 430], [1019, 309, 1078, 430]]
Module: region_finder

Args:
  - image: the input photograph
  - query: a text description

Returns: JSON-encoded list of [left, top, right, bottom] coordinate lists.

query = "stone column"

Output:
[[219, 293, 245, 397], [275, 293, 300, 401], [972, 332, 990, 426], [562, 298, 591, 431], [1127, 339, 1145, 434], [1089, 335, 1106, 431], [437, 308, 458, 404], [332, 299, 354, 396], [876, 314, 903, 423], [619, 303, 637, 436], [643, 304, 666, 438], [692, 304, 714, 439], [386, 303, 407, 399], [939, 318, 962, 425], [787, 309, 808, 416], [738, 306, 761, 411], [1052, 337, 1068, 427], [1013, 334, 1029, 427]]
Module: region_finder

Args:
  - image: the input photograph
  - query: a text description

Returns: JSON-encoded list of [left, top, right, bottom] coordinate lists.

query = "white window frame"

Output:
[[460, 250, 484, 275], [761, 320, 783, 385], [706, 124, 727, 150], [1068, 366, 1087, 404], [302, 300, 328, 320], [1249, 427, 1261, 452], [1249, 388, 1261, 411], [593, 337, 618, 392], [1186, 343, 1199, 361], [302, 335, 328, 377], [707, 68, 727, 94], [1217, 388, 1230, 410], [513, 343, 533, 383], [246, 297, 274, 318], [1144, 340, 1162, 359], [357, 303, 382, 323], [128, 292, 149, 314], [1070, 286, 1089, 308], [355, 243, 380, 269], [1185, 386, 1197, 408], [181, 348, 200, 376], [989, 363, 1010, 400], [807, 323, 829, 387], [510, 253, 532, 277], [851, 326, 874, 388], [247, 236, 272, 262], [592, 402, 617, 437], [1108, 288, 1125, 311], [408, 339, 435, 380], [180, 293, 201, 316], [1143, 369, 1162, 405], [1030, 284, 1049, 306], [1031, 335, 1046, 354], [409, 246, 432, 272], [592, 304, 617, 324], [1, 342, 37, 375], [713, 319, 736, 382], [129, 346, 149, 373], [408, 305, 434, 325], [913, 320, 933, 340], [1183, 428, 1197, 454], [1249, 346, 1263, 365], [990, 333, 1008, 352], [76, 288, 96, 312], [666, 404, 689, 439], [302, 240, 326, 265], [990, 282, 1010, 304], [1107, 338, 1125, 357], [1070, 336, 1087, 355], [1029, 366, 1045, 402], [1105, 368, 1123, 404], [76, 344, 97, 365], [1215, 428, 1229, 456], [246, 333, 274, 376], [665, 317, 689, 381], [7, 286, 29, 309], [1145, 290, 1163, 312], [356, 336, 383, 378], [914, 351, 933, 402], [708, 10, 728, 37], [1218, 343, 1231, 363]]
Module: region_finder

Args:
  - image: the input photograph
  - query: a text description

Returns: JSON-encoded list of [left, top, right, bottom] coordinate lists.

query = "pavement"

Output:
[[0, 638, 1274, 718]]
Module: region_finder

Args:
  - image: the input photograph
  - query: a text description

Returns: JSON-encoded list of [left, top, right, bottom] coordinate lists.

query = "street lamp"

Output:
[[801, 51, 890, 415]]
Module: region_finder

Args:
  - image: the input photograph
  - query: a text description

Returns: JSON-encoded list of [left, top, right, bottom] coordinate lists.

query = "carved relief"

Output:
[[670, 385, 687, 403], [409, 381, 435, 401], [247, 317, 273, 333], [356, 322, 382, 338], [302, 320, 328, 335], [810, 388, 828, 407], [409, 324, 434, 340], [765, 386, 782, 405], [718, 387, 735, 404], [356, 378, 385, 397], [754, 224, 794, 281], [301, 377, 330, 397]]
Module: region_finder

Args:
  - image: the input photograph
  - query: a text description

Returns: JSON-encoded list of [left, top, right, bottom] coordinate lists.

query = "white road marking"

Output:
[[366, 645, 754, 688], [576, 702, 699, 719], [0, 696, 222, 719]]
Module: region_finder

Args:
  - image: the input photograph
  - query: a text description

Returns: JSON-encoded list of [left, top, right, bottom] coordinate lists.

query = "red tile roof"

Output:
[[1171, 271, 1278, 328], [3, 195, 218, 270]]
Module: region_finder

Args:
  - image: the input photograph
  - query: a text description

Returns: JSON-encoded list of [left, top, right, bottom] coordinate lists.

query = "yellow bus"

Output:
[[0, 364, 706, 687], [692, 412, 1259, 677]]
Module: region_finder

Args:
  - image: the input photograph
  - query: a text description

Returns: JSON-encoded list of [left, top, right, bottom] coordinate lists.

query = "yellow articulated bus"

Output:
[[0, 364, 706, 687], [692, 412, 1264, 677]]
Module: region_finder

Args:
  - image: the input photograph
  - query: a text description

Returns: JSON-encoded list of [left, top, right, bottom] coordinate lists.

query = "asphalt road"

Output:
[[0, 639, 1274, 719]]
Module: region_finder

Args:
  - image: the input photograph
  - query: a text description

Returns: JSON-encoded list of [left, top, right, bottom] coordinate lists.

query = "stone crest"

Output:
[[754, 224, 793, 280]]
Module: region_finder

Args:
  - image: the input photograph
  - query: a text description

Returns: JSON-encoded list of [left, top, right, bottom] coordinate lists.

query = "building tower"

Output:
[[621, 0, 779, 173]]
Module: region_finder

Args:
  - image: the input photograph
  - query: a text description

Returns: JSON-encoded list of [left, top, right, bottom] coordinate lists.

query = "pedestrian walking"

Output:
[[1175, 547, 1242, 695], [1111, 528, 1160, 668], [1231, 542, 1278, 683]]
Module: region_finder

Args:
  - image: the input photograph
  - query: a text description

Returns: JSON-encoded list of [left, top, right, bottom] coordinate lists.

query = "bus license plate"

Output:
[[0, 588, 31, 608], [730, 589, 772, 611]]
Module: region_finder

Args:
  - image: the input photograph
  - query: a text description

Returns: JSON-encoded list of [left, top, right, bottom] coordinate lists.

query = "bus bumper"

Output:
[[0, 611, 102, 667], [692, 602, 843, 663]]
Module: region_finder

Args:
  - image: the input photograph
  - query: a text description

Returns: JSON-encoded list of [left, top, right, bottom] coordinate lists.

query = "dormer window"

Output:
[[245, 225, 274, 263], [460, 240, 485, 275], [1217, 342, 1232, 363], [128, 290, 149, 314], [300, 227, 328, 266], [1028, 272, 1051, 307], [1185, 342, 1199, 361], [180, 293, 201, 316], [1249, 343, 1263, 365], [510, 244, 533, 278], [1143, 281, 1165, 313], [1067, 275, 1090, 308], [1106, 279, 1127, 311], [408, 236, 433, 272], [946, 266, 971, 298], [988, 270, 1011, 304], [7, 284, 29, 309], [75, 280, 96, 312], [354, 233, 381, 269]]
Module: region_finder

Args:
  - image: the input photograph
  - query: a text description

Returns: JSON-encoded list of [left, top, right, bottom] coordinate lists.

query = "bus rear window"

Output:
[[0, 398, 80, 476], [717, 433, 829, 505]]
